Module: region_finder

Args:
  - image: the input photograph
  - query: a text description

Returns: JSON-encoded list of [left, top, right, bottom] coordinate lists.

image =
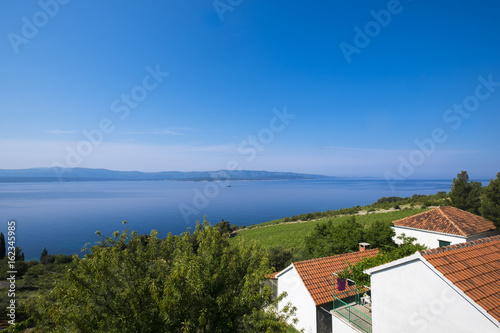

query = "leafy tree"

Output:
[[267, 246, 294, 272], [337, 234, 426, 286], [305, 217, 364, 258], [450, 171, 482, 214], [363, 220, 395, 250], [0, 232, 5, 260], [33, 222, 295, 332], [480, 172, 500, 227], [214, 219, 235, 235]]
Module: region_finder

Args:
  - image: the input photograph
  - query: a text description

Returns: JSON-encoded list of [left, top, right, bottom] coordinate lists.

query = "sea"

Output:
[[0, 178, 475, 260]]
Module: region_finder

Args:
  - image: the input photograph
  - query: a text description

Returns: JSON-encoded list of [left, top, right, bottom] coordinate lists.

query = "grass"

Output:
[[233, 208, 427, 250]]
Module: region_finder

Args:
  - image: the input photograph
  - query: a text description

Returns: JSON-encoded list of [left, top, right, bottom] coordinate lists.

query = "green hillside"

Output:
[[232, 208, 427, 251]]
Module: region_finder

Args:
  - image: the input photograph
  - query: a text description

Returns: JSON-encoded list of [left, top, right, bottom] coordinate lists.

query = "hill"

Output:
[[0, 167, 330, 183], [232, 208, 428, 250]]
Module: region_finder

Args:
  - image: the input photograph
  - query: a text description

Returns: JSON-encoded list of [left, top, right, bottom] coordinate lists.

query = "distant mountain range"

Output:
[[0, 168, 332, 183]]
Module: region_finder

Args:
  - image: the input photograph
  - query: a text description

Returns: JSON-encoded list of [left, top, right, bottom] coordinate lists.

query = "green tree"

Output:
[[480, 172, 500, 227], [305, 217, 364, 258], [338, 234, 426, 286], [267, 246, 294, 272], [214, 219, 233, 235], [40, 247, 48, 263], [33, 223, 295, 332], [363, 220, 396, 250], [0, 232, 5, 260], [14, 246, 25, 261], [449, 171, 482, 214]]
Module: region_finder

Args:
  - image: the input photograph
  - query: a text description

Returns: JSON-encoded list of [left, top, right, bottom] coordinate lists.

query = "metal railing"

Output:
[[332, 273, 372, 333], [332, 297, 372, 333]]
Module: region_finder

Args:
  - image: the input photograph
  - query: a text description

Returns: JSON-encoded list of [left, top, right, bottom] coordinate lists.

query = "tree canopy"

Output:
[[304, 216, 395, 259], [449, 170, 482, 214], [480, 172, 500, 228], [337, 234, 427, 286], [33, 222, 296, 332]]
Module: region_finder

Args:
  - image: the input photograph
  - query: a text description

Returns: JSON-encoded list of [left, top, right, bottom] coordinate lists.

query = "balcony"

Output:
[[331, 274, 372, 333], [332, 297, 372, 333]]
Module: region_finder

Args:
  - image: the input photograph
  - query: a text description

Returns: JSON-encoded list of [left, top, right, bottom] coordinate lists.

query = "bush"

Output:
[[54, 254, 74, 264], [41, 254, 56, 265], [421, 201, 432, 208], [376, 196, 404, 204], [267, 246, 294, 272]]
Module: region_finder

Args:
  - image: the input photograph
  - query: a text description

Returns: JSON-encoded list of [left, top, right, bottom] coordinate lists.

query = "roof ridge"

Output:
[[421, 235, 500, 256], [437, 206, 467, 236], [292, 248, 378, 266], [393, 208, 433, 224]]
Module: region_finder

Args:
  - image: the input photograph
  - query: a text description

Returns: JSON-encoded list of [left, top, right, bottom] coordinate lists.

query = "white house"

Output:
[[277, 246, 379, 333], [365, 235, 500, 332], [392, 206, 497, 249]]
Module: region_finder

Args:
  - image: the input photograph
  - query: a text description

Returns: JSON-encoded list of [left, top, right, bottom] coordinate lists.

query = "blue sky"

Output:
[[0, 0, 499, 179]]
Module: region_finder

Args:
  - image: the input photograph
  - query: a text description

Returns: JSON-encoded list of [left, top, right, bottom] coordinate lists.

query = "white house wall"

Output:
[[278, 266, 318, 333], [393, 226, 465, 249], [332, 314, 363, 333], [370, 258, 500, 333]]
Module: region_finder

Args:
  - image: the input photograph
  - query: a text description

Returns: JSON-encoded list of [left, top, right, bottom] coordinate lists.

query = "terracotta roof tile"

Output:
[[422, 235, 500, 322], [393, 206, 496, 236], [291, 248, 379, 306]]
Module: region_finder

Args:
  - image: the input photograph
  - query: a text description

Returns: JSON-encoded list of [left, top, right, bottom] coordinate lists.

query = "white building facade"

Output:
[[366, 237, 500, 332]]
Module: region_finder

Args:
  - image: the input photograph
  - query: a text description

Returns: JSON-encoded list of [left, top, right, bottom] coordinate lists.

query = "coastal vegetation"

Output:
[[233, 209, 427, 272], [1, 170, 499, 331]]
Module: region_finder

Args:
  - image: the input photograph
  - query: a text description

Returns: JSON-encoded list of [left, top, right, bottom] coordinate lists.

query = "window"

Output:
[[439, 240, 451, 247]]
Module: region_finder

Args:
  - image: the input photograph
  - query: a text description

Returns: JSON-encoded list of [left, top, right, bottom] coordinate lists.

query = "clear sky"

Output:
[[1, 0, 499, 179]]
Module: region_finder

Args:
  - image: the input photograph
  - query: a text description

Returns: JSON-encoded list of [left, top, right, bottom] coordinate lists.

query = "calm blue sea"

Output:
[[0, 179, 461, 260]]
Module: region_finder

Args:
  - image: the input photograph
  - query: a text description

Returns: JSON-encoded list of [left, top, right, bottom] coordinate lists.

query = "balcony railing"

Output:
[[332, 273, 372, 333], [332, 297, 372, 333]]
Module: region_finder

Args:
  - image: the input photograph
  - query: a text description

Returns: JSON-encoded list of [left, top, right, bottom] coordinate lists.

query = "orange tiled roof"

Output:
[[266, 272, 279, 280], [392, 206, 496, 236], [421, 235, 500, 322], [292, 248, 379, 306]]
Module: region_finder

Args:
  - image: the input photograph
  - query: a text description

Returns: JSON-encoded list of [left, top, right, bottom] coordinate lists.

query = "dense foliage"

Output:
[[304, 216, 395, 259], [480, 172, 500, 228], [450, 170, 482, 214], [267, 246, 295, 272], [29, 222, 295, 332], [337, 234, 427, 286]]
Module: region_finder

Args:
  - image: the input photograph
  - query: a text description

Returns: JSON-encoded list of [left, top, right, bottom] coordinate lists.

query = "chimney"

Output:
[[359, 242, 370, 252]]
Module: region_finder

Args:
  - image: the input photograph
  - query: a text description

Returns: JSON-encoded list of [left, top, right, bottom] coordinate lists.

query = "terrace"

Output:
[[331, 273, 372, 333]]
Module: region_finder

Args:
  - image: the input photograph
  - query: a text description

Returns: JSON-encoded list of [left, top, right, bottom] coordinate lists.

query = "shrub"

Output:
[[54, 254, 74, 264]]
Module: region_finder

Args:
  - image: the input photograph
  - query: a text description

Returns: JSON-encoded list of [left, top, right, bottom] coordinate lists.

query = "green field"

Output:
[[232, 208, 427, 250]]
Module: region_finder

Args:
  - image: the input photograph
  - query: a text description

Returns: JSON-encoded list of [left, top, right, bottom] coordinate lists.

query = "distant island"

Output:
[[0, 167, 332, 183]]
